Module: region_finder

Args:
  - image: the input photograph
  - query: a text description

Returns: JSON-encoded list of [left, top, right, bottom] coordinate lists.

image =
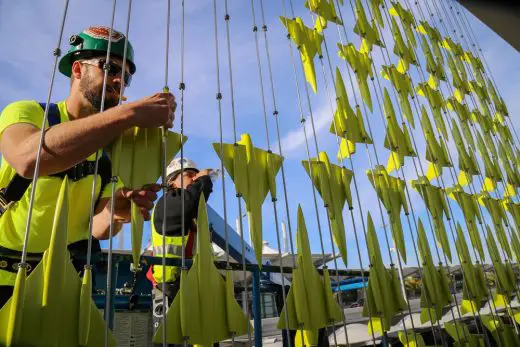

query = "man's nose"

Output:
[[111, 75, 122, 85]]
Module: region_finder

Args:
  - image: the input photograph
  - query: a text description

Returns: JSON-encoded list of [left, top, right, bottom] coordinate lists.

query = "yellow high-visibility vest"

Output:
[[151, 204, 196, 284]]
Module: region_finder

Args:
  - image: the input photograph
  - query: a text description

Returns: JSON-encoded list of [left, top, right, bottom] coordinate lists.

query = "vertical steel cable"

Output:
[[341, 1, 429, 344], [20, 0, 70, 264], [303, 9, 378, 346], [440, 2, 520, 248], [213, 0, 236, 344], [328, 1, 397, 344], [179, 1, 188, 345], [430, 0, 520, 334], [389, 1, 493, 337], [451, 0, 520, 148], [331, 1, 413, 343], [355, 0, 470, 342], [450, 2, 520, 289], [414, 1, 512, 342], [161, 1, 172, 345], [436, 0, 520, 163], [214, 1, 252, 344], [258, 0, 301, 343], [100, 8, 133, 337], [407, 3, 492, 342], [252, 1, 294, 346], [98, 0, 133, 278], [371, 0, 471, 340], [404, 1, 502, 342], [280, 0, 348, 343], [91, 2, 119, 346], [342, 3, 447, 343]]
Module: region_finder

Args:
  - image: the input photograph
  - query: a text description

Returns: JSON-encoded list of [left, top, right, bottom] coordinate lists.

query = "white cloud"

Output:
[[277, 97, 332, 155]]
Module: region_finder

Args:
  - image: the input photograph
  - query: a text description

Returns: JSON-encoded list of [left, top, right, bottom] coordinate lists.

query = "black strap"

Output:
[[0, 103, 113, 217], [0, 255, 40, 274], [40, 103, 61, 127], [0, 238, 102, 267]]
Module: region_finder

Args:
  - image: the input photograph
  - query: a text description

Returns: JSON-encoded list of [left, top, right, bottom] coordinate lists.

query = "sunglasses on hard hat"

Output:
[[81, 58, 132, 87]]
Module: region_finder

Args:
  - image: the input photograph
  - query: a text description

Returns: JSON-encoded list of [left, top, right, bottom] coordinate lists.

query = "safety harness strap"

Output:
[[0, 103, 112, 218]]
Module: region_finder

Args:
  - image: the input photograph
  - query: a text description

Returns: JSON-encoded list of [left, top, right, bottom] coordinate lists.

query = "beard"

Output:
[[79, 72, 119, 112]]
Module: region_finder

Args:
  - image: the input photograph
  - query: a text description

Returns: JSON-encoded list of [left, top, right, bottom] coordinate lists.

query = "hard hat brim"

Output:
[[169, 168, 200, 181], [58, 49, 137, 78]]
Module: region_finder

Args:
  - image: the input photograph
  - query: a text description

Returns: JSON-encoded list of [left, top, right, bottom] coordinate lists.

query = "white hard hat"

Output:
[[166, 157, 199, 179]]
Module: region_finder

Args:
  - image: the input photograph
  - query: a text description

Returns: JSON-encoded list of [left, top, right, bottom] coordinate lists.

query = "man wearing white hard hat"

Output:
[[147, 157, 214, 341]]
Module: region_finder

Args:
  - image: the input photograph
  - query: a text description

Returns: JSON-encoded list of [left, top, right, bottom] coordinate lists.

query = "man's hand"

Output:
[[194, 169, 213, 180], [108, 184, 161, 222], [126, 92, 176, 129]]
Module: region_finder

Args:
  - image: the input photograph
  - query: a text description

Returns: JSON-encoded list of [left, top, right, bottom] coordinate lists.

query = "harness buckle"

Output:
[[0, 189, 13, 215], [71, 163, 84, 181]]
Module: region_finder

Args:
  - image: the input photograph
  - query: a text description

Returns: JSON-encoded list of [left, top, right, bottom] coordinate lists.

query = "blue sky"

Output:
[[1, 0, 519, 271]]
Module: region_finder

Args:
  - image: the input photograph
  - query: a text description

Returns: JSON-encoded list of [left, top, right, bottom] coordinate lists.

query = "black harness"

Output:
[[0, 103, 112, 269]]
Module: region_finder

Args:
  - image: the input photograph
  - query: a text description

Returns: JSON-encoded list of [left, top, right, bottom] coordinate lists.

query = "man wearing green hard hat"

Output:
[[0, 26, 175, 308]]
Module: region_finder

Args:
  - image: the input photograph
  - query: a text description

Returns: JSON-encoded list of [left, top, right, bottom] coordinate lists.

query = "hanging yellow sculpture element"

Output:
[[481, 315, 519, 346], [416, 82, 448, 139], [416, 219, 452, 324], [485, 227, 516, 309], [446, 53, 470, 103], [329, 67, 372, 160], [280, 16, 324, 94], [302, 151, 353, 265], [363, 212, 407, 335], [461, 50, 486, 87], [494, 121, 514, 145], [398, 331, 426, 347], [469, 80, 491, 105], [446, 186, 485, 260], [445, 321, 486, 346], [277, 206, 343, 344], [477, 192, 512, 259], [366, 165, 408, 262], [368, 0, 385, 28], [418, 106, 452, 180], [475, 130, 502, 192], [213, 133, 283, 266], [381, 64, 415, 127], [502, 199, 520, 260], [471, 107, 493, 134], [450, 119, 480, 186], [153, 197, 251, 345], [382, 88, 416, 173], [446, 97, 476, 151], [416, 21, 444, 64], [441, 36, 464, 57], [305, 0, 342, 32], [486, 78, 509, 120], [110, 127, 186, 268], [496, 139, 520, 197], [390, 16, 417, 74], [411, 177, 452, 262], [0, 179, 116, 346], [420, 35, 446, 89], [462, 51, 484, 74], [352, 0, 385, 54], [388, 1, 417, 47], [454, 223, 489, 315], [337, 43, 374, 112]]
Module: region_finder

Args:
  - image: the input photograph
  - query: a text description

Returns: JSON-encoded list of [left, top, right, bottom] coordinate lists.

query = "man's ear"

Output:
[[71, 60, 83, 80]]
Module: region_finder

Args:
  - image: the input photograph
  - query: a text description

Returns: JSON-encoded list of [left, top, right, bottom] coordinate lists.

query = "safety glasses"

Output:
[[81, 58, 132, 87]]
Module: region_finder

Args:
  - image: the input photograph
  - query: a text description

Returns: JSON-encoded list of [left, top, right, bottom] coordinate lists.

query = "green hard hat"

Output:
[[58, 26, 136, 78]]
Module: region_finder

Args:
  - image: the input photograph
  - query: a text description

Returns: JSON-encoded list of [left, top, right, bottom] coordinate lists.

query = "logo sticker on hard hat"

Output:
[[83, 26, 124, 42]]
